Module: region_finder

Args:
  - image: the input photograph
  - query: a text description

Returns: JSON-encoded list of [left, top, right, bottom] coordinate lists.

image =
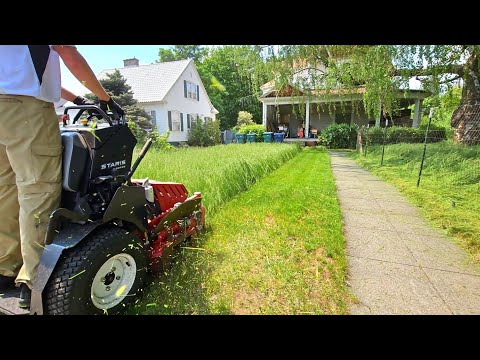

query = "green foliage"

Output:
[[196, 46, 268, 130], [127, 120, 145, 142], [236, 111, 254, 127], [363, 126, 446, 145], [421, 86, 461, 139], [187, 118, 221, 147], [321, 123, 358, 149], [158, 48, 177, 62], [150, 129, 173, 150], [125, 105, 154, 133], [157, 45, 207, 63], [237, 124, 265, 142]]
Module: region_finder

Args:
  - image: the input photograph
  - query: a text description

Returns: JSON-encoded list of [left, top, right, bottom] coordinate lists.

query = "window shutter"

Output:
[[168, 111, 172, 131], [187, 114, 191, 129], [184, 80, 187, 98], [197, 85, 200, 101], [180, 113, 184, 131]]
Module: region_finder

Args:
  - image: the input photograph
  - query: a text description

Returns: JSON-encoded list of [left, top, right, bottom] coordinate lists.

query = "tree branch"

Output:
[[393, 63, 464, 77], [293, 67, 325, 75]]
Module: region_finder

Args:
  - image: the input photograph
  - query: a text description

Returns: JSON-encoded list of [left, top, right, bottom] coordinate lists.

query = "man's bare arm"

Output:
[[52, 46, 110, 101], [60, 87, 77, 102]]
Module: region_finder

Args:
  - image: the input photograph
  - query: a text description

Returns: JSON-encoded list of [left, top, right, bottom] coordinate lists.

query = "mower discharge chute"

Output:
[[24, 105, 206, 315]]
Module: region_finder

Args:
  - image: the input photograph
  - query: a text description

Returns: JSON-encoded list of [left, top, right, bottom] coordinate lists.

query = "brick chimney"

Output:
[[123, 58, 139, 67]]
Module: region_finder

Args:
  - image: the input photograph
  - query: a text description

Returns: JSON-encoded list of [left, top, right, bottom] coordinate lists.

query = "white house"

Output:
[[97, 58, 218, 144]]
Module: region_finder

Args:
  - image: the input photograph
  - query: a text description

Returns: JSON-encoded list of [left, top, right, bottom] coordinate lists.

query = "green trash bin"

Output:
[[246, 133, 257, 143], [263, 132, 274, 143], [236, 133, 246, 144]]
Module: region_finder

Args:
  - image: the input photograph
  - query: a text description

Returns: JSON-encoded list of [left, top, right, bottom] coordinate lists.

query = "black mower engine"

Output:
[[60, 108, 136, 220]]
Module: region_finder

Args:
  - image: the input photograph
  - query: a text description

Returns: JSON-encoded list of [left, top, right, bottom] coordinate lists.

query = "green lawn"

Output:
[[133, 148, 350, 314], [351, 141, 480, 260]]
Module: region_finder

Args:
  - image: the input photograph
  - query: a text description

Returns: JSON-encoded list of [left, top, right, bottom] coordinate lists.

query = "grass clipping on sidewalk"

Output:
[[136, 148, 350, 314]]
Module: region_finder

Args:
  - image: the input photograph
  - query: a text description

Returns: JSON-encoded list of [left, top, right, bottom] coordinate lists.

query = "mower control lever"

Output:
[[64, 105, 114, 126]]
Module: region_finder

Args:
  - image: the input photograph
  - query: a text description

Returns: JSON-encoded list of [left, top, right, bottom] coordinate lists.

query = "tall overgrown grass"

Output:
[[134, 143, 301, 214]]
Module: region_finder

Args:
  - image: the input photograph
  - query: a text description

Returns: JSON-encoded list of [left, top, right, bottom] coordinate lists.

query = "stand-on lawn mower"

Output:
[[0, 105, 205, 315]]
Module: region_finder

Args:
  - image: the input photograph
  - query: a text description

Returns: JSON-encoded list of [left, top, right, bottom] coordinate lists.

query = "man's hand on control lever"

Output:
[[99, 97, 125, 119], [73, 96, 97, 117]]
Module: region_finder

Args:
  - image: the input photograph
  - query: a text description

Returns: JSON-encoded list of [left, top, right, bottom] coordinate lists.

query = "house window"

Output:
[[150, 110, 156, 125], [188, 113, 198, 129], [204, 116, 212, 122], [170, 111, 181, 131], [185, 81, 198, 100]]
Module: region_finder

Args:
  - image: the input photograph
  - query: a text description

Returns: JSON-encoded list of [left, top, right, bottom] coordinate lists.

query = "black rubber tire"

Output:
[[44, 226, 147, 315]]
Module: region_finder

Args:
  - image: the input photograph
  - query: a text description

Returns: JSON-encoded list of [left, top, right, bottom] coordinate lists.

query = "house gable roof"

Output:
[[97, 59, 191, 103]]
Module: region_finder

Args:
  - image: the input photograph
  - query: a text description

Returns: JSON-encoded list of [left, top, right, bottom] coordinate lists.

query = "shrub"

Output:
[[188, 118, 221, 147], [321, 123, 358, 149], [150, 129, 173, 150], [237, 124, 265, 142], [237, 111, 254, 127], [127, 120, 145, 143]]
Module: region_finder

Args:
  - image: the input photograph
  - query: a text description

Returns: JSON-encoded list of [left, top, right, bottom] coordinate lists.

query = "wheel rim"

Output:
[[90, 253, 137, 310]]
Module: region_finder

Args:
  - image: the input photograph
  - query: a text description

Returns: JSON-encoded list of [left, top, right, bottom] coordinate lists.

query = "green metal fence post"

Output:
[[380, 119, 388, 166], [417, 108, 434, 187]]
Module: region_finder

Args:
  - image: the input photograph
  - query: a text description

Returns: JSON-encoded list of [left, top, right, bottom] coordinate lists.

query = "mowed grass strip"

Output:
[[135, 148, 350, 314], [351, 141, 480, 260], [135, 143, 301, 214]]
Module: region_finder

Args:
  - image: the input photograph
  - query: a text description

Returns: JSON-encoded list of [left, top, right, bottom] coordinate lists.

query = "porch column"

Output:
[[412, 99, 423, 128], [305, 101, 310, 138], [262, 102, 267, 128]]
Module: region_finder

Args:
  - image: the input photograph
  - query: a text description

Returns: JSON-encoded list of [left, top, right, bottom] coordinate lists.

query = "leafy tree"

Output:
[[246, 45, 480, 144], [157, 45, 207, 63], [158, 48, 176, 63], [85, 69, 153, 139], [196, 46, 268, 130]]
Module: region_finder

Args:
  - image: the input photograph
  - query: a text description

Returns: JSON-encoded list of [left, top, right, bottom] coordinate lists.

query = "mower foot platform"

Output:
[[0, 288, 29, 315]]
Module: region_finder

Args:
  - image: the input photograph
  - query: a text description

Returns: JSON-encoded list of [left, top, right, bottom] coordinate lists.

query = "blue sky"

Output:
[[60, 45, 169, 97]]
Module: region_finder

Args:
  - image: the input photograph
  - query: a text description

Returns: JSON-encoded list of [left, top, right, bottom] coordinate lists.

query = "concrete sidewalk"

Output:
[[330, 151, 480, 315]]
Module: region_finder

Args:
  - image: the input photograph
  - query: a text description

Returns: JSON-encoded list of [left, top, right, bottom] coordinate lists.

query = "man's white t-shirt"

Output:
[[0, 45, 62, 103]]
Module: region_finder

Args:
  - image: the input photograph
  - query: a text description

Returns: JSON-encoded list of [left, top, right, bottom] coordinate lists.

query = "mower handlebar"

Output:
[[63, 105, 126, 126]]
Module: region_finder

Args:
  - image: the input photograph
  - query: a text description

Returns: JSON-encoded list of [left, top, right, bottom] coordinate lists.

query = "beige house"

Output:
[[259, 81, 430, 139]]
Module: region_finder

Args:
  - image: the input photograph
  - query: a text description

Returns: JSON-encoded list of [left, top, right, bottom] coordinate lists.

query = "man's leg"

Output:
[[2, 96, 62, 290], [0, 144, 22, 282]]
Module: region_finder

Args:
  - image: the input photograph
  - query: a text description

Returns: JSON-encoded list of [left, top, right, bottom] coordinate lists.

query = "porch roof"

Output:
[[260, 87, 430, 105]]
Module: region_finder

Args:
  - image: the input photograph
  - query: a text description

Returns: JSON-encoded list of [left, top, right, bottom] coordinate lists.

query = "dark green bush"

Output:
[[321, 123, 358, 149], [188, 118, 221, 147]]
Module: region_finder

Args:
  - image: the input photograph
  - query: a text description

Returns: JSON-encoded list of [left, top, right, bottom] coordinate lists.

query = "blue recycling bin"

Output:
[[236, 133, 246, 144], [263, 132, 274, 143], [273, 132, 284, 143]]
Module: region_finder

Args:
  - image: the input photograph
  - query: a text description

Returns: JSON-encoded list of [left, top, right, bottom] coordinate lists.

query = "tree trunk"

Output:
[[451, 51, 480, 145]]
